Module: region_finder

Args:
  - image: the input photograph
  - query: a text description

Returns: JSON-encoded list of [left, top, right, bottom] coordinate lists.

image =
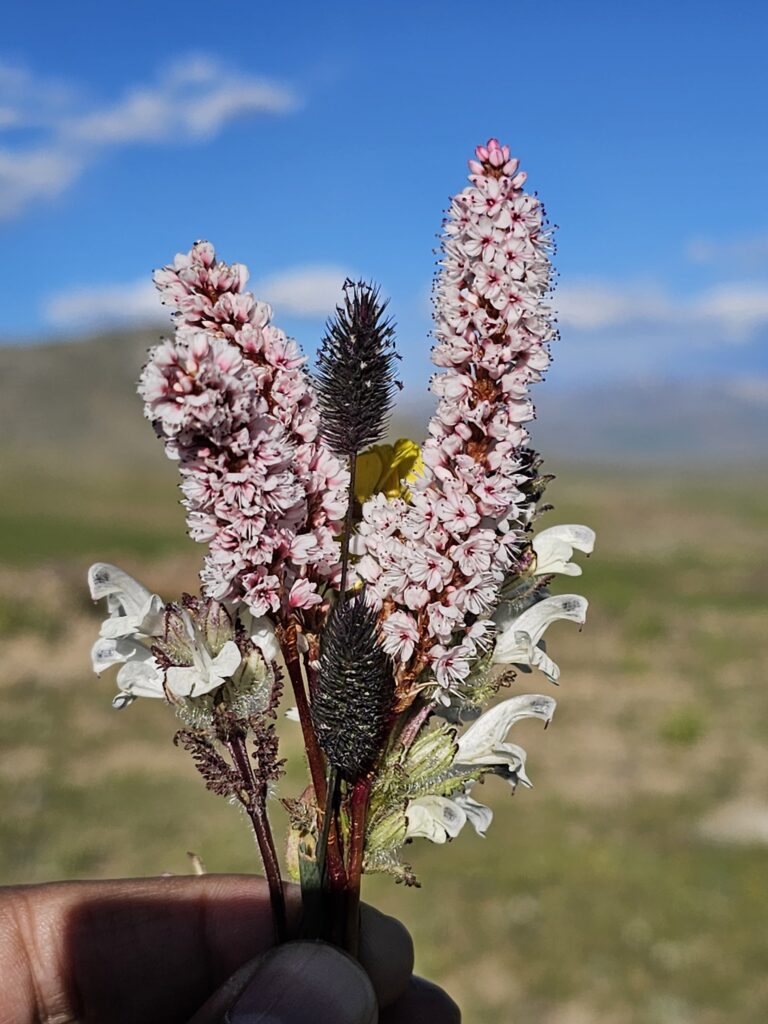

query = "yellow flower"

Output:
[[355, 439, 424, 504]]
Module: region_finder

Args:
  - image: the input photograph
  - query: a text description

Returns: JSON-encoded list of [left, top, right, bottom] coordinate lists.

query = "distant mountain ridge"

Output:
[[532, 378, 767, 464], [0, 329, 765, 469], [0, 328, 165, 471]]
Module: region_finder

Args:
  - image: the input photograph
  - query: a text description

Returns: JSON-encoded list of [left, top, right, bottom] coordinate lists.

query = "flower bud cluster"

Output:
[[356, 140, 556, 699], [139, 242, 349, 616]]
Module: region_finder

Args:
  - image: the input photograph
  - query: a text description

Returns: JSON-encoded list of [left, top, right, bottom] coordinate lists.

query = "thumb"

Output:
[[189, 940, 378, 1024]]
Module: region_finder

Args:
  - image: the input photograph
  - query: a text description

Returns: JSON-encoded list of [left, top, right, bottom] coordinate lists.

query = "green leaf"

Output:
[[366, 722, 484, 857]]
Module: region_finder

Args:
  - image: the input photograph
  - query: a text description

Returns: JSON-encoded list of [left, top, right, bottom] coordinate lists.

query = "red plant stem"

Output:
[[283, 638, 327, 805], [282, 621, 347, 888], [246, 804, 287, 943], [226, 733, 287, 944], [344, 775, 372, 957]]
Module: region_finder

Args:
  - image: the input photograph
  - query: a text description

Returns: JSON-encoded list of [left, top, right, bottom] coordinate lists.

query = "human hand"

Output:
[[0, 874, 459, 1023]]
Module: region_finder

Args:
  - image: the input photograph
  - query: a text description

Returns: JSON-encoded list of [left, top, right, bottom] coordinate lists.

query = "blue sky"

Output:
[[1, 0, 767, 395]]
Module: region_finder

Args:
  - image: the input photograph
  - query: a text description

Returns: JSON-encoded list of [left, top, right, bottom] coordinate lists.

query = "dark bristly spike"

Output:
[[311, 593, 395, 783], [315, 280, 402, 458]]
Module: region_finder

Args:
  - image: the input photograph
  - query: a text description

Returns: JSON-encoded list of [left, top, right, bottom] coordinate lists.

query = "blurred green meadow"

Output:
[[1, 453, 767, 1024]]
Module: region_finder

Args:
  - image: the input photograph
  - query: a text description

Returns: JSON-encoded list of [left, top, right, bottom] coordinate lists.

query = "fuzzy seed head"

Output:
[[314, 280, 402, 457], [311, 593, 395, 781]]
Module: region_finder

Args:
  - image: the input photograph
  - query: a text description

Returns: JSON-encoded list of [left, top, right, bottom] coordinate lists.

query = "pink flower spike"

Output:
[[355, 139, 557, 702], [140, 240, 349, 620]]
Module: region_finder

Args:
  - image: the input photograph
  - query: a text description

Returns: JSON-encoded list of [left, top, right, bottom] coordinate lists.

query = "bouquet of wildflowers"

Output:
[[88, 139, 594, 952]]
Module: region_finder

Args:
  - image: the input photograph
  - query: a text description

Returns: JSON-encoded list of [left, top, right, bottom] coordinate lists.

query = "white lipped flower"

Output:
[[405, 793, 493, 844], [88, 563, 251, 707], [404, 694, 556, 844], [164, 610, 242, 698], [89, 563, 166, 708], [532, 524, 595, 576], [491, 594, 588, 682]]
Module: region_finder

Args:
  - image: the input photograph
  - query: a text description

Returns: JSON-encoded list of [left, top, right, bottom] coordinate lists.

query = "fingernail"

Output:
[[226, 941, 377, 1024]]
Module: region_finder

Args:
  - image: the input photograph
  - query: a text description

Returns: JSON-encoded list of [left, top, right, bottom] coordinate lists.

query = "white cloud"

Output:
[[694, 284, 768, 339], [546, 277, 768, 386], [0, 61, 80, 131], [687, 233, 768, 267], [254, 266, 353, 318], [67, 57, 298, 145], [724, 376, 768, 405], [0, 56, 300, 220], [44, 280, 163, 330], [556, 282, 669, 331], [0, 147, 82, 220], [42, 264, 352, 330], [557, 279, 768, 343]]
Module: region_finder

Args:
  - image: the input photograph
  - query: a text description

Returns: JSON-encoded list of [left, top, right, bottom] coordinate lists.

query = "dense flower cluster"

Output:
[[357, 139, 557, 699], [139, 242, 349, 615]]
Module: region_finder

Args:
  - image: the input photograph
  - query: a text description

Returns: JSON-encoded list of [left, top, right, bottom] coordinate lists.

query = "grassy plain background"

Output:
[[1, 443, 766, 1024]]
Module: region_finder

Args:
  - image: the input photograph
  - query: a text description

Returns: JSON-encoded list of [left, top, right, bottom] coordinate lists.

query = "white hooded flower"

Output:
[[532, 524, 595, 576], [404, 694, 554, 844], [456, 693, 556, 788], [88, 563, 166, 708], [492, 594, 588, 682], [88, 563, 243, 706], [88, 563, 164, 640], [109, 649, 166, 708]]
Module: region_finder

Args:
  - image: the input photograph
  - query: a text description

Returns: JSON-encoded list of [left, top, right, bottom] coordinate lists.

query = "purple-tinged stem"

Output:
[[398, 699, 436, 753], [225, 733, 287, 944], [282, 622, 347, 889]]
